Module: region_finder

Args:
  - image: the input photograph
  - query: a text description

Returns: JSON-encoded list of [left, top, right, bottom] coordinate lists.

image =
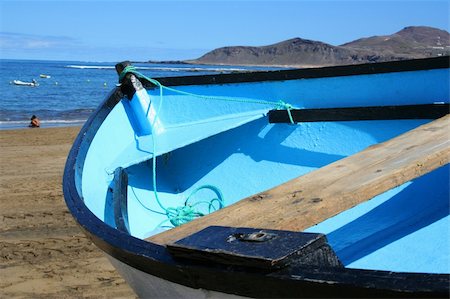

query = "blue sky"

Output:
[[0, 0, 449, 62]]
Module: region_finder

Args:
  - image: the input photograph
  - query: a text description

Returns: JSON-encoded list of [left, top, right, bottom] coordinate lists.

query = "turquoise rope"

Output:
[[149, 109, 225, 228], [119, 66, 296, 123], [121, 67, 225, 228], [119, 65, 294, 229]]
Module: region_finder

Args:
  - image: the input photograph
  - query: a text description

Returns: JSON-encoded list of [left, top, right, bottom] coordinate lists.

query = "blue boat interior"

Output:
[[79, 66, 449, 275]]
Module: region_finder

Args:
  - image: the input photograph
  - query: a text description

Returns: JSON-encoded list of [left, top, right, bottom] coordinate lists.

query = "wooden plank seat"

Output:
[[148, 115, 450, 246]]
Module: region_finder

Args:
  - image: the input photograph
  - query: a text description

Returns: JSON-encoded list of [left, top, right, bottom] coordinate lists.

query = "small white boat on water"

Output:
[[12, 79, 39, 87], [40, 74, 51, 78]]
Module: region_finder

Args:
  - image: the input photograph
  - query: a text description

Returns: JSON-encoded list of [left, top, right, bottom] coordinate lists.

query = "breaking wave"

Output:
[[65, 64, 251, 73]]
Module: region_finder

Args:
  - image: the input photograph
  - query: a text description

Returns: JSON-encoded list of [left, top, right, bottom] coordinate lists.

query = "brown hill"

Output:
[[188, 38, 369, 66], [342, 26, 450, 57], [188, 26, 450, 67]]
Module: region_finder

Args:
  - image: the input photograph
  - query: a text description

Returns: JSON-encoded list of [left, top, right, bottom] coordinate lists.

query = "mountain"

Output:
[[186, 26, 450, 67], [187, 38, 366, 67], [342, 26, 450, 57]]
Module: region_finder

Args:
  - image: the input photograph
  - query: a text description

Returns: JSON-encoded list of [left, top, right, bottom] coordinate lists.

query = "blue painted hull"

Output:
[[64, 57, 450, 297]]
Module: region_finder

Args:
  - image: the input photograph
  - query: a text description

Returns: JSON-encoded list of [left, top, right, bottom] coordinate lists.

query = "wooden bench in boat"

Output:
[[148, 115, 450, 246]]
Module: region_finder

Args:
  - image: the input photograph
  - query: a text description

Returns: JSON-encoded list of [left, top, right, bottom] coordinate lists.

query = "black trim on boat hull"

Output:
[[268, 104, 450, 123], [113, 167, 129, 234], [149, 56, 450, 87], [78, 221, 450, 298], [63, 57, 450, 298]]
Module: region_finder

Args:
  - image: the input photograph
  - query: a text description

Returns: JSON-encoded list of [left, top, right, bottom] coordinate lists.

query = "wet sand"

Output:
[[0, 127, 136, 298]]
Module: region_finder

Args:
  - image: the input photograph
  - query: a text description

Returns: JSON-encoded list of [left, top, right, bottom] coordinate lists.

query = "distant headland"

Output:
[[148, 26, 450, 68]]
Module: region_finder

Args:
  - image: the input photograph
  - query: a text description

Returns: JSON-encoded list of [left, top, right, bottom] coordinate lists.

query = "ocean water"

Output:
[[0, 59, 279, 130]]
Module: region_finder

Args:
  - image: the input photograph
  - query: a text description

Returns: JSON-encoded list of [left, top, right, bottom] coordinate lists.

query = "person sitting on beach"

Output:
[[29, 115, 41, 128]]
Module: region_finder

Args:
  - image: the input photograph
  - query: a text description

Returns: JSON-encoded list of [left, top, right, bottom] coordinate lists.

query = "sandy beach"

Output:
[[0, 127, 136, 298]]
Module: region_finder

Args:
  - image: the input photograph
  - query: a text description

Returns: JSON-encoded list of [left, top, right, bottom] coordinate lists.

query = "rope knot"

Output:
[[276, 100, 296, 124], [276, 100, 292, 110], [166, 205, 204, 227], [118, 65, 137, 83], [118, 65, 162, 88]]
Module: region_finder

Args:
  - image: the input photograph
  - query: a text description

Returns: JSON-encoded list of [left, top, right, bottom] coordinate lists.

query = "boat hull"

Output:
[[108, 257, 246, 299], [63, 57, 450, 297], [12, 79, 38, 86]]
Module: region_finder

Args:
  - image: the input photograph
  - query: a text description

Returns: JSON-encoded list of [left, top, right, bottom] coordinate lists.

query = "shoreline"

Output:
[[0, 126, 136, 298], [0, 122, 86, 131]]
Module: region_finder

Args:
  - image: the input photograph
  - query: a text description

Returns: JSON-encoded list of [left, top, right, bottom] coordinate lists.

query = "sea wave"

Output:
[[0, 119, 86, 125], [43, 119, 88, 124], [150, 67, 252, 73], [65, 64, 251, 73], [65, 65, 115, 70], [0, 118, 87, 130], [0, 108, 95, 122], [0, 120, 30, 125]]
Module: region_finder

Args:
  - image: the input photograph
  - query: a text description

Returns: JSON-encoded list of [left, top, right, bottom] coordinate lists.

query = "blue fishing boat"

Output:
[[63, 56, 449, 298]]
